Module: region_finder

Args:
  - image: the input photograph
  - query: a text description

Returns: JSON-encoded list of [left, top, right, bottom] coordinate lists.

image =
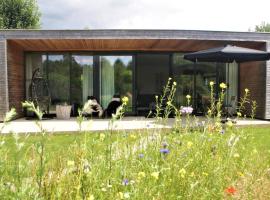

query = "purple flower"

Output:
[[220, 129, 225, 134], [160, 148, 170, 154], [122, 179, 129, 186], [139, 153, 144, 158], [180, 106, 193, 114]]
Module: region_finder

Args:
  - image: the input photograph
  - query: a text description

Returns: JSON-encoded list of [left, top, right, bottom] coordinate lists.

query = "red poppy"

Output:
[[225, 186, 237, 195]]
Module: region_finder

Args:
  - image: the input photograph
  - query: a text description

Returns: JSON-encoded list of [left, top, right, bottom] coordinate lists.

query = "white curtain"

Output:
[[226, 62, 238, 105], [101, 57, 115, 108], [82, 65, 93, 102]]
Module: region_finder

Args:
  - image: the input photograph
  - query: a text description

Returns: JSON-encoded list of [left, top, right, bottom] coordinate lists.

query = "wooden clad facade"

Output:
[[7, 41, 24, 118]]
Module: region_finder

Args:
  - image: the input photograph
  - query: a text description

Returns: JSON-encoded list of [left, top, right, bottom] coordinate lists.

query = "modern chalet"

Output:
[[0, 29, 270, 120]]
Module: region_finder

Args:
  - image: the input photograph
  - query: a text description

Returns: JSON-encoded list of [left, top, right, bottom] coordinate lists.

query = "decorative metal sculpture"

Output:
[[29, 68, 51, 114]]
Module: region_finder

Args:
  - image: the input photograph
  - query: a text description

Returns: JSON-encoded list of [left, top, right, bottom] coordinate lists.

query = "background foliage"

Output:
[[0, 0, 41, 29]]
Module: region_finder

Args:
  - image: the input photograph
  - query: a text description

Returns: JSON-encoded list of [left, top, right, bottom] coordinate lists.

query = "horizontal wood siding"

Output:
[[0, 39, 8, 121], [7, 41, 24, 118], [9, 39, 265, 52], [239, 61, 266, 119]]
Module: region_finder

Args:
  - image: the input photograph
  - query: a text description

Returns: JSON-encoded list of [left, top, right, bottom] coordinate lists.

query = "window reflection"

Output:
[[47, 54, 70, 112], [100, 56, 133, 111], [71, 55, 93, 106]]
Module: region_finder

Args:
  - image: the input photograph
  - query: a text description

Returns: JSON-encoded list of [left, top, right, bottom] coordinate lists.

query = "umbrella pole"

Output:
[[226, 63, 229, 117]]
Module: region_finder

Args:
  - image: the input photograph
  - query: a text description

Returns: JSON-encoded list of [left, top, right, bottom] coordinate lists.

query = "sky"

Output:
[[37, 0, 270, 32]]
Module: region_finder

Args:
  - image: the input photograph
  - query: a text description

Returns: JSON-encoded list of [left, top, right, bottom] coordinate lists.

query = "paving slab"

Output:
[[0, 117, 269, 134]]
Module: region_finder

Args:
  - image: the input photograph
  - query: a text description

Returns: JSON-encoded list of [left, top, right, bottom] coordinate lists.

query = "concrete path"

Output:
[[0, 117, 269, 134]]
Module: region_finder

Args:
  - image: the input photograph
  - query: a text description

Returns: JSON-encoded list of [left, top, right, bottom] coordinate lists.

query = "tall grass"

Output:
[[0, 80, 269, 199]]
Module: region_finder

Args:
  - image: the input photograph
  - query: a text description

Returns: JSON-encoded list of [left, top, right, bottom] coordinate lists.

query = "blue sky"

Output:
[[37, 0, 270, 31]]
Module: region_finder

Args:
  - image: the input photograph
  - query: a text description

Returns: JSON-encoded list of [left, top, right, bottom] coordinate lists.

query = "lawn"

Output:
[[0, 124, 269, 199], [0, 81, 269, 199]]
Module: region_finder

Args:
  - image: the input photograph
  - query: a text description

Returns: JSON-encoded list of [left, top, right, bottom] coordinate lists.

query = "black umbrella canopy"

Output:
[[184, 45, 270, 63]]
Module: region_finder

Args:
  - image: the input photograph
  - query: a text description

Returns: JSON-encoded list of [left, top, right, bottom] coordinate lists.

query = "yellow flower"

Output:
[[122, 96, 129, 104], [138, 171, 146, 179], [209, 81, 214, 86], [245, 88, 249, 93], [186, 95, 191, 99], [187, 141, 193, 149], [237, 112, 242, 117], [100, 133, 105, 141], [219, 82, 227, 89], [202, 172, 208, 176], [173, 81, 177, 86], [227, 121, 233, 127], [179, 168, 186, 178], [233, 153, 240, 158], [118, 192, 124, 199], [151, 172, 159, 180], [67, 160, 75, 166], [130, 134, 137, 139], [237, 172, 244, 177]]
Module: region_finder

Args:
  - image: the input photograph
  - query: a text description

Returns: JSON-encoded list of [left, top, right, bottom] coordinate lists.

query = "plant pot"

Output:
[[56, 105, 72, 119]]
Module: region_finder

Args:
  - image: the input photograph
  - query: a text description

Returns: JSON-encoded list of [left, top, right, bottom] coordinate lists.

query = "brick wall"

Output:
[[0, 39, 8, 121], [239, 61, 266, 119], [7, 41, 24, 118]]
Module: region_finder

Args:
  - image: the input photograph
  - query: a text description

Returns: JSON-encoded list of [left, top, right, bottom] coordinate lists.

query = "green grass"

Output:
[[243, 126, 270, 151], [3, 125, 270, 154], [0, 125, 269, 199]]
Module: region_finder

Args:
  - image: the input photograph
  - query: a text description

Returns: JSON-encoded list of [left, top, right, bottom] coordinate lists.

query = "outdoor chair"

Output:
[[224, 96, 237, 117], [103, 94, 122, 118]]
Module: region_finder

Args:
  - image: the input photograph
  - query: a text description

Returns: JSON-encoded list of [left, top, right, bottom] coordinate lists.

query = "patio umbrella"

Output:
[[183, 45, 270, 114], [183, 44, 270, 63]]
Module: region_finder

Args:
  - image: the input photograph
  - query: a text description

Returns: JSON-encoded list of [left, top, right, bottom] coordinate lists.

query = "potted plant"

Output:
[[56, 102, 72, 119]]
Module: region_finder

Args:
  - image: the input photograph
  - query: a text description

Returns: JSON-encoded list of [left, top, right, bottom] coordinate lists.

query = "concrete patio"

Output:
[[1, 117, 270, 134]]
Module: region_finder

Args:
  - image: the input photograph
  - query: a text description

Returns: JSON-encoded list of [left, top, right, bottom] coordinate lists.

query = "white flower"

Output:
[[124, 192, 130, 199]]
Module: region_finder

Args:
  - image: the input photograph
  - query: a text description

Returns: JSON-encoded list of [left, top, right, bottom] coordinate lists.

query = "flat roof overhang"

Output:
[[7, 38, 266, 52], [2, 29, 268, 52]]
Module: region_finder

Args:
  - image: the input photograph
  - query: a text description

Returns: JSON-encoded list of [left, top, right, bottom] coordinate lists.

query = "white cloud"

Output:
[[37, 0, 270, 31]]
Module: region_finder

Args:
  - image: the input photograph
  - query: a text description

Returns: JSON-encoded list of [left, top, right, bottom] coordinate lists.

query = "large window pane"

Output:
[[100, 56, 133, 111], [71, 55, 93, 105], [172, 53, 229, 114], [172, 54, 194, 108], [47, 54, 70, 112], [136, 54, 170, 114], [25, 53, 47, 100]]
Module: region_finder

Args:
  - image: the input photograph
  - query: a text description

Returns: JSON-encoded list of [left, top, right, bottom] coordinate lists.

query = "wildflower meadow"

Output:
[[0, 79, 269, 199]]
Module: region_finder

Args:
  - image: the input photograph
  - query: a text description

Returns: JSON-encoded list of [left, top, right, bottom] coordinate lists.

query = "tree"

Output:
[[255, 21, 270, 32], [0, 0, 41, 29]]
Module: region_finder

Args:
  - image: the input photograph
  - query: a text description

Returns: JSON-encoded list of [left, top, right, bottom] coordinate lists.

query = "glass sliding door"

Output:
[[136, 54, 170, 114], [100, 56, 133, 111], [70, 55, 94, 106], [47, 54, 70, 112], [172, 53, 228, 114], [172, 54, 194, 108], [25, 53, 47, 100]]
